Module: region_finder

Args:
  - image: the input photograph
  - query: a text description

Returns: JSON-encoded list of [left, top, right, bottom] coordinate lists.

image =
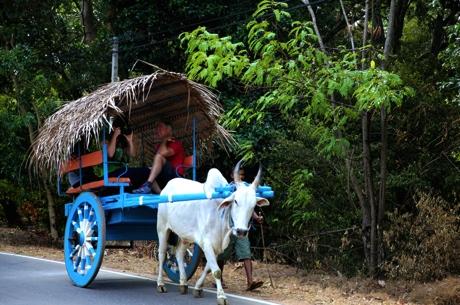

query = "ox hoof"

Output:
[[179, 285, 188, 294], [217, 297, 229, 305], [193, 288, 203, 298], [157, 285, 167, 293]]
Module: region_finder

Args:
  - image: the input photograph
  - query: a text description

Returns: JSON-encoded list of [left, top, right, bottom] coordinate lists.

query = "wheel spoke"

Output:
[[88, 209, 95, 224], [83, 204, 89, 220], [85, 250, 92, 270], [85, 219, 96, 235], [86, 242, 97, 257], [81, 219, 90, 236], [73, 249, 82, 272], [79, 247, 87, 275], [69, 245, 81, 259], [79, 258, 86, 275], [71, 221, 81, 234], [77, 208, 83, 223]]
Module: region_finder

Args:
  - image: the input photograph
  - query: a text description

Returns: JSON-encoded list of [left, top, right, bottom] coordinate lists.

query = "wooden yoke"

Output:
[[61, 150, 130, 195]]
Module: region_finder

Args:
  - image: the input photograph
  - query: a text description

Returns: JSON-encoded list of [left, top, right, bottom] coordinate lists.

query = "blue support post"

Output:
[[192, 117, 196, 181], [78, 144, 82, 186], [102, 142, 109, 186], [57, 171, 63, 197], [102, 126, 129, 190]]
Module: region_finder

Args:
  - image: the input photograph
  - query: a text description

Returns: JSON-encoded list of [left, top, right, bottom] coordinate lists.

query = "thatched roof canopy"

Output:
[[31, 70, 234, 174]]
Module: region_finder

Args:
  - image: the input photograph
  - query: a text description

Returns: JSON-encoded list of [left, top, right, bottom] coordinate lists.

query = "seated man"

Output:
[[133, 121, 185, 194]]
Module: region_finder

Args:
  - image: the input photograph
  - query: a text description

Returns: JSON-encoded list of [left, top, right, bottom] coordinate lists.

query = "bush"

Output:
[[383, 192, 460, 281]]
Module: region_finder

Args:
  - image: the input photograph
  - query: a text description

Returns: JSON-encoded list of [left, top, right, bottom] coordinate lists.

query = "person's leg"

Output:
[[235, 235, 263, 290], [147, 153, 167, 183], [132, 154, 167, 194], [154, 161, 178, 193], [243, 259, 253, 286]]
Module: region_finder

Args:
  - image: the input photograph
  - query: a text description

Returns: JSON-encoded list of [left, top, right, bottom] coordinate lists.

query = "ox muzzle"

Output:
[[233, 228, 249, 238]]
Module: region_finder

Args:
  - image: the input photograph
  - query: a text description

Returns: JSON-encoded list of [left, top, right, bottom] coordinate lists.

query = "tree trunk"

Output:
[[430, 1, 459, 56], [361, 111, 374, 273], [301, 0, 326, 52], [44, 181, 59, 240], [377, 106, 387, 266], [338, 0, 355, 51], [361, 0, 370, 66], [392, 0, 410, 54], [80, 0, 97, 43], [18, 84, 59, 240], [346, 150, 366, 209], [371, 0, 385, 45], [373, 0, 408, 273]]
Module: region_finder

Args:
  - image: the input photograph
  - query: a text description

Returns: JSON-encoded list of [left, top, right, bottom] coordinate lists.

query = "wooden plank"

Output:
[[61, 151, 103, 174], [65, 177, 131, 195]]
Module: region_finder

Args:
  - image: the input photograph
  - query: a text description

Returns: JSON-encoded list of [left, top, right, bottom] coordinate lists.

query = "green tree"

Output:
[[180, 0, 414, 274]]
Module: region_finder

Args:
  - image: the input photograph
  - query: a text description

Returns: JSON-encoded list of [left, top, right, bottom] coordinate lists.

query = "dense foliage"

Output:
[[0, 0, 459, 279]]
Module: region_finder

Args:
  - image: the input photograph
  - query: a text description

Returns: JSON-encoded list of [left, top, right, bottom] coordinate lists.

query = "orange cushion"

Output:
[[183, 155, 193, 167]]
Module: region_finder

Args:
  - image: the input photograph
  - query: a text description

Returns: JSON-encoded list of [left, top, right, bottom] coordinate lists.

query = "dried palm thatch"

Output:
[[30, 70, 234, 174]]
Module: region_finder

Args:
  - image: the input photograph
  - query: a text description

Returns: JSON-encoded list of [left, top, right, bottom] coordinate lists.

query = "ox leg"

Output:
[[201, 243, 228, 305], [193, 262, 210, 298], [156, 229, 169, 293], [176, 240, 188, 294]]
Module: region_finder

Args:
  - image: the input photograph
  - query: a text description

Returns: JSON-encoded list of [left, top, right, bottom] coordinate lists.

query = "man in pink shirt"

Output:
[[133, 121, 185, 194]]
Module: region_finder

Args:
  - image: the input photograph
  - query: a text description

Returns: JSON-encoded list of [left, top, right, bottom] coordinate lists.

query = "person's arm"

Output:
[[157, 138, 175, 157], [107, 127, 121, 158], [252, 211, 263, 224]]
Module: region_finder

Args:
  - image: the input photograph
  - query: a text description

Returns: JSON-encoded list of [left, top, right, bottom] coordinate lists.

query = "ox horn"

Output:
[[251, 164, 263, 189], [233, 160, 243, 184]]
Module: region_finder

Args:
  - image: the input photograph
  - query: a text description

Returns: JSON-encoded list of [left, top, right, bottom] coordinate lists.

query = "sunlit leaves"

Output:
[[180, 27, 249, 86], [181, 0, 414, 233], [182, 1, 413, 161], [439, 23, 460, 105], [252, 0, 289, 19], [284, 169, 314, 229]]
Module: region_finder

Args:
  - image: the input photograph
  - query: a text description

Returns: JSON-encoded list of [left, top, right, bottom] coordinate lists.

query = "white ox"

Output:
[[156, 162, 270, 305]]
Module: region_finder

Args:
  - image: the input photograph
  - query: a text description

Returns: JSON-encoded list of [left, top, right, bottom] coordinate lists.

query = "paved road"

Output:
[[0, 252, 280, 305]]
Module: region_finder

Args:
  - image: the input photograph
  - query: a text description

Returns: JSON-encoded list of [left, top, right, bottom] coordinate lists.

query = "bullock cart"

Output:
[[30, 70, 274, 288]]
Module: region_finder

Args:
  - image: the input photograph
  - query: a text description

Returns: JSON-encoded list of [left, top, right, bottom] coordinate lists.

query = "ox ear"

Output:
[[218, 194, 235, 210], [256, 197, 270, 207]]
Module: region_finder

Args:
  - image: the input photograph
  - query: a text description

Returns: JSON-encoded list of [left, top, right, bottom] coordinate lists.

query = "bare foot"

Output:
[[246, 280, 263, 291]]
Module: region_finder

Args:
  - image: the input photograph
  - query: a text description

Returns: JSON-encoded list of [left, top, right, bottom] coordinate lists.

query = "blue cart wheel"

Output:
[[64, 192, 106, 287], [163, 242, 202, 283]]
